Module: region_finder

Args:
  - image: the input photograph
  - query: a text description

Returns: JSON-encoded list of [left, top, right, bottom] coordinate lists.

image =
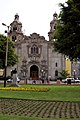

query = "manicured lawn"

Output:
[[0, 84, 80, 102], [0, 114, 79, 120], [0, 84, 80, 120]]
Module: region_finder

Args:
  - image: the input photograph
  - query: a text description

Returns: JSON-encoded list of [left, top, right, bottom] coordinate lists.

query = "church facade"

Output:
[[8, 13, 65, 81]]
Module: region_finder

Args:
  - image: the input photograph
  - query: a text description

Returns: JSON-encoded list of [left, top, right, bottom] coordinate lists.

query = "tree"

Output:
[[59, 70, 70, 79], [0, 34, 18, 69], [53, 0, 80, 61]]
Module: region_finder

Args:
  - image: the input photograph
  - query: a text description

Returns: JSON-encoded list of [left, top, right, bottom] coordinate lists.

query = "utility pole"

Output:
[[2, 23, 9, 87]]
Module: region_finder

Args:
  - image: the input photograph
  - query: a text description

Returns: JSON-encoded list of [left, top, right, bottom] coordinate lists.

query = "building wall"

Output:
[[65, 59, 72, 77]]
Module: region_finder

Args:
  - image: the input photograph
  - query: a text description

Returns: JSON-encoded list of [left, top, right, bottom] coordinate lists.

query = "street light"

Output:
[[41, 69, 44, 83], [2, 23, 9, 87], [41, 69, 43, 79], [73, 70, 76, 79]]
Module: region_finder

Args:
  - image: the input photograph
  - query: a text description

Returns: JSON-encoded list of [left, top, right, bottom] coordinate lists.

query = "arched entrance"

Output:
[[30, 65, 39, 80]]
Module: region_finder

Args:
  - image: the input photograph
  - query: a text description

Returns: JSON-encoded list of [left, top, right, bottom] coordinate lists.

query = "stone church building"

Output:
[[8, 13, 65, 81]]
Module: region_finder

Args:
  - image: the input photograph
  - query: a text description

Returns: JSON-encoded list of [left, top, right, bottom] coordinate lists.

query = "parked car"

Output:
[[74, 78, 80, 83], [62, 78, 80, 84], [17, 77, 20, 83], [7, 77, 20, 83], [7, 79, 13, 83], [62, 78, 73, 83]]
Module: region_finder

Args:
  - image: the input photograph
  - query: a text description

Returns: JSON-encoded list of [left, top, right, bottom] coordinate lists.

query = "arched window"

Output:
[[12, 35, 16, 41], [55, 62, 58, 67], [55, 70, 58, 76], [31, 45, 38, 54], [54, 25, 56, 30], [36, 47, 38, 54], [31, 47, 33, 54], [13, 26, 17, 31]]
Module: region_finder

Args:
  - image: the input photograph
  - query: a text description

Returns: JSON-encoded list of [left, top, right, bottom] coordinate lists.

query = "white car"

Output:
[[17, 77, 20, 83], [74, 79, 80, 83], [62, 78, 74, 83], [7, 79, 13, 83], [62, 79, 67, 83], [7, 77, 20, 83], [62, 78, 80, 84]]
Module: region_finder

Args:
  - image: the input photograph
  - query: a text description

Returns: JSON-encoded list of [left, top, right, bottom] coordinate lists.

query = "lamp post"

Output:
[[73, 70, 76, 79], [2, 23, 9, 87], [41, 69, 43, 79], [41, 69, 44, 83], [41, 69, 46, 83]]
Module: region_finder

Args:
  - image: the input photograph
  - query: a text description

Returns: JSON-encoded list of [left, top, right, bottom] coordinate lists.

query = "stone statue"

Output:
[[10, 68, 19, 87]]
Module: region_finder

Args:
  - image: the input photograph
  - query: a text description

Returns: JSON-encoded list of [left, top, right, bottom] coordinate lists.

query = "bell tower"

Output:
[[9, 13, 23, 42], [48, 12, 57, 41]]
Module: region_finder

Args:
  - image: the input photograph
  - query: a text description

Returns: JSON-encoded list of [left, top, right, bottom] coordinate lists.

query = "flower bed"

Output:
[[0, 98, 80, 119], [0, 87, 50, 92]]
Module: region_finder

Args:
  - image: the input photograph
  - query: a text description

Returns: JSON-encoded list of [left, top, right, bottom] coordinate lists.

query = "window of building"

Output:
[[54, 25, 56, 30], [31, 47, 33, 54], [36, 47, 38, 54], [12, 35, 16, 41], [55, 62, 58, 67], [31, 45, 38, 54], [13, 26, 17, 31], [55, 70, 58, 76]]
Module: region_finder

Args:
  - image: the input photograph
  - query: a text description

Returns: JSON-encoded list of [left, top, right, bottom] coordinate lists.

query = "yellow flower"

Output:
[[0, 87, 49, 92]]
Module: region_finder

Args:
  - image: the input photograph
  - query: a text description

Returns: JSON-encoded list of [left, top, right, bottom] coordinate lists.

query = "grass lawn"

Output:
[[0, 84, 80, 102], [0, 114, 79, 120], [0, 84, 80, 120]]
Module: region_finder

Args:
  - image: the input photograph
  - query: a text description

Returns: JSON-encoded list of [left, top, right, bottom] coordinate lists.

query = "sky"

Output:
[[0, 0, 66, 40]]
